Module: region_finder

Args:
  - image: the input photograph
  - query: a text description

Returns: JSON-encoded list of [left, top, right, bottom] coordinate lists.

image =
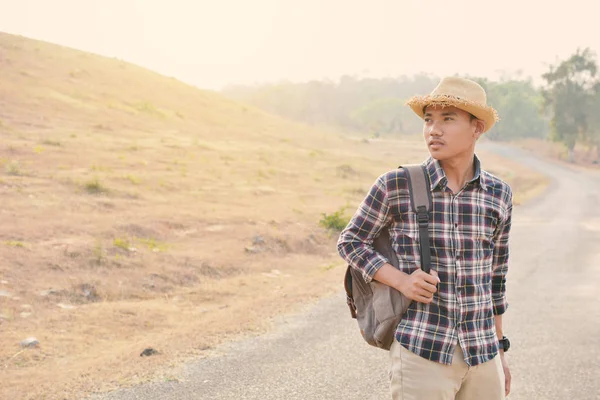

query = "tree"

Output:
[[583, 83, 600, 162], [350, 98, 421, 136], [541, 48, 598, 161], [485, 79, 548, 141]]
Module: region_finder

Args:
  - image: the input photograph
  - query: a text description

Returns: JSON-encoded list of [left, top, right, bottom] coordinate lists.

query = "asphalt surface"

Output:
[[91, 144, 600, 400]]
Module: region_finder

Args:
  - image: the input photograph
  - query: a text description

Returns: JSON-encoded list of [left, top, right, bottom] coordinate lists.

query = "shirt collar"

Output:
[[423, 155, 488, 192]]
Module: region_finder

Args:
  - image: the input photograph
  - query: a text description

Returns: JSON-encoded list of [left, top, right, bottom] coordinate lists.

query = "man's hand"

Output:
[[398, 269, 440, 304], [500, 351, 511, 396]]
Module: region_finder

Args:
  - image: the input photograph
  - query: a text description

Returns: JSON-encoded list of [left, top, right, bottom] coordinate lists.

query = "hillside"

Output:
[[0, 32, 547, 400]]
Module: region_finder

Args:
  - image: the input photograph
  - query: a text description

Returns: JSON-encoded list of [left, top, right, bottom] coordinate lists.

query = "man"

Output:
[[337, 77, 512, 399]]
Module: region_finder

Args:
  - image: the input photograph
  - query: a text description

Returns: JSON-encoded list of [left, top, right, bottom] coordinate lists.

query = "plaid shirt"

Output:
[[337, 156, 512, 366]]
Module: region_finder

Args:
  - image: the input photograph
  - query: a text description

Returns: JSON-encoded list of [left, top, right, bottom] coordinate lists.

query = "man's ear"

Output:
[[473, 119, 485, 139]]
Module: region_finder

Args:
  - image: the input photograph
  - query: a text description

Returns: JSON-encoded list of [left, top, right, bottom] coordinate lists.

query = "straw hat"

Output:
[[406, 77, 499, 132]]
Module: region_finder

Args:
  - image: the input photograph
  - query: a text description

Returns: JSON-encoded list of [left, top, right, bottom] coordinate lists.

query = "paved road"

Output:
[[92, 145, 600, 400]]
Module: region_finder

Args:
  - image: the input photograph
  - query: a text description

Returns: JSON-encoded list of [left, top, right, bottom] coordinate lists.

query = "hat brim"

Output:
[[406, 95, 499, 133]]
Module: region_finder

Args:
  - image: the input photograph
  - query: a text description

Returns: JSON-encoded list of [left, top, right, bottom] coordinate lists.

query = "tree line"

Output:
[[223, 48, 600, 161]]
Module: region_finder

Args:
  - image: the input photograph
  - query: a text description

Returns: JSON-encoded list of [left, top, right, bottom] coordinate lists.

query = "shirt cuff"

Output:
[[492, 295, 508, 315], [361, 253, 389, 283]]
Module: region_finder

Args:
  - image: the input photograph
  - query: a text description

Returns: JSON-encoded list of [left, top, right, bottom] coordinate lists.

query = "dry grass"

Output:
[[0, 32, 547, 400]]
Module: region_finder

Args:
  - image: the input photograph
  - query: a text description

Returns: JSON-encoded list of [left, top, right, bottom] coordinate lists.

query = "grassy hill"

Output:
[[0, 32, 547, 399]]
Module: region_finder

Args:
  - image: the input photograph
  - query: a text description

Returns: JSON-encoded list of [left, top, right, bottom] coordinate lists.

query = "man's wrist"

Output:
[[392, 270, 409, 293], [372, 263, 409, 293]]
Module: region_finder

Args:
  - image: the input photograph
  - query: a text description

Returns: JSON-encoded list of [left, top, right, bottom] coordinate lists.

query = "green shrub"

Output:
[[84, 177, 107, 194], [5, 161, 22, 176], [138, 238, 169, 252], [123, 174, 141, 185], [5, 240, 25, 248], [113, 237, 130, 250], [319, 207, 350, 231]]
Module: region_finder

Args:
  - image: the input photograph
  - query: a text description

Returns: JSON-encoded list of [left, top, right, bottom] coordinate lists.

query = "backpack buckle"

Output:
[[416, 206, 429, 227]]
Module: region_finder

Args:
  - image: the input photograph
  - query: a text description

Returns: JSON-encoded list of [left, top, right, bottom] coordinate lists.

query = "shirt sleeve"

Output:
[[491, 187, 513, 315], [337, 173, 392, 283]]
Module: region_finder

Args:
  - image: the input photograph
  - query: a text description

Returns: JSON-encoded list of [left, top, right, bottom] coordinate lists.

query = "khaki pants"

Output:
[[389, 340, 505, 400]]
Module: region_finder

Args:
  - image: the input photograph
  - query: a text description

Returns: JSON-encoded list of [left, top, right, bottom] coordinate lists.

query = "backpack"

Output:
[[343, 165, 433, 350]]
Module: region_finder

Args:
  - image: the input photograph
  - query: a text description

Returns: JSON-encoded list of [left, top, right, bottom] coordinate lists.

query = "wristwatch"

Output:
[[499, 336, 510, 352]]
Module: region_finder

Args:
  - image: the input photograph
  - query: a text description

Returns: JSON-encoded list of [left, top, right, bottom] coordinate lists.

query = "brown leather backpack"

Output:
[[344, 165, 432, 350]]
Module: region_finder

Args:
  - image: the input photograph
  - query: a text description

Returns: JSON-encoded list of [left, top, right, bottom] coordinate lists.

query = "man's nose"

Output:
[[427, 121, 442, 136]]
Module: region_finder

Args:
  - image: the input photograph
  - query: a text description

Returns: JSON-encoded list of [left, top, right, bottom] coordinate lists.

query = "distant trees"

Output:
[[480, 78, 548, 141], [350, 98, 409, 136], [224, 49, 600, 162], [587, 87, 600, 159], [227, 53, 600, 163], [224, 73, 552, 142], [541, 48, 599, 162], [223, 74, 439, 136]]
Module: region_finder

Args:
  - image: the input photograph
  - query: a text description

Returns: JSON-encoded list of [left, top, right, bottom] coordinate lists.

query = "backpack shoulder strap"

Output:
[[400, 164, 433, 273]]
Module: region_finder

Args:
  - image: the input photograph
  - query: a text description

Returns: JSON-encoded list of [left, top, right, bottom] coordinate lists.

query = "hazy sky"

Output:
[[0, 0, 598, 90]]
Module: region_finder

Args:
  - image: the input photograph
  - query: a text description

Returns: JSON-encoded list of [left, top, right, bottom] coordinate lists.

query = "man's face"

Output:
[[422, 105, 484, 161]]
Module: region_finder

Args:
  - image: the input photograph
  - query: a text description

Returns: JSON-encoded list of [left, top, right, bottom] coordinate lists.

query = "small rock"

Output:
[[252, 235, 265, 245], [21, 304, 32, 309], [20, 312, 32, 318], [12, 296, 20, 301], [0, 290, 11, 297], [57, 303, 76, 310], [1, 280, 8, 284], [20, 337, 39, 348], [140, 348, 159, 357]]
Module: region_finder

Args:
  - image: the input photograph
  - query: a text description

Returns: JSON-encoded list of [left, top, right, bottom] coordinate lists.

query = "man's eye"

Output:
[[445, 117, 454, 121]]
